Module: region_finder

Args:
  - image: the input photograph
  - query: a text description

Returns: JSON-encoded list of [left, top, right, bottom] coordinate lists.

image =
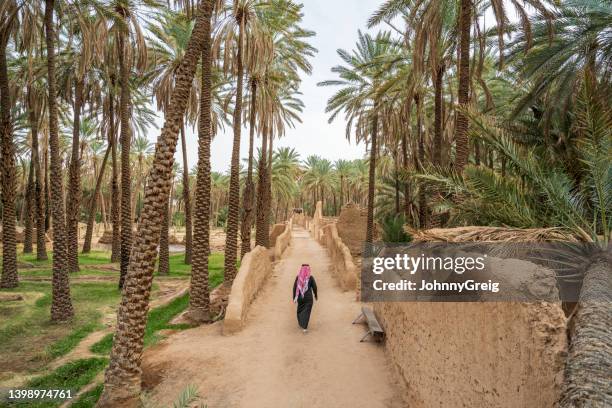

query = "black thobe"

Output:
[[292, 276, 318, 329]]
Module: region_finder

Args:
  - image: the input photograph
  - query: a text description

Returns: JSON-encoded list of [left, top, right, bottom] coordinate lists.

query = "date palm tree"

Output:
[[320, 31, 394, 243], [149, 10, 201, 265], [107, 0, 150, 288], [186, 0, 217, 323], [216, 0, 266, 282], [45, 0, 74, 321], [0, 4, 19, 288], [98, 3, 213, 405]]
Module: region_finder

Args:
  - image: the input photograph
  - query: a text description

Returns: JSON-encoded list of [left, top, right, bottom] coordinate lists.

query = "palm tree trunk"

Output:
[[66, 79, 84, 272], [83, 144, 111, 253], [223, 17, 245, 283], [118, 31, 132, 289], [365, 112, 378, 245], [240, 78, 257, 258], [434, 64, 444, 166], [109, 86, 120, 263], [264, 132, 273, 233], [45, 0, 73, 321], [180, 123, 192, 264], [186, 28, 213, 324], [0, 32, 18, 288], [415, 94, 427, 229], [157, 194, 170, 276], [255, 124, 269, 247], [97, 4, 211, 405], [44, 145, 50, 231], [24, 157, 35, 253], [28, 94, 48, 260], [559, 253, 612, 407], [454, 0, 471, 172], [402, 100, 412, 219]]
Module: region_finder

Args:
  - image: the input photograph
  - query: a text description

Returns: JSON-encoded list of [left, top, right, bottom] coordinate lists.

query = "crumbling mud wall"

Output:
[[373, 301, 567, 408], [336, 203, 367, 256], [269, 223, 286, 247]]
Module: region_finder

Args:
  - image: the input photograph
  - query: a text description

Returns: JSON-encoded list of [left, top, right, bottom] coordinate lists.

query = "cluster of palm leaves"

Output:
[[320, 0, 610, 247]]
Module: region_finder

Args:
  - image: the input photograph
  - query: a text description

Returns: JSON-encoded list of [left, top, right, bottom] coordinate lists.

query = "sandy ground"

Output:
[[142, 228, 403, 408]]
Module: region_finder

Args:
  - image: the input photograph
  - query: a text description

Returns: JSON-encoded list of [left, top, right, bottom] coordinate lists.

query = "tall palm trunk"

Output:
[[434, 64, 444, 165], [255, 125, 269, 247], [29, 91, 48, 260], [187, 6, 214, 321], [66, 79, 84, 272], [97, 4, 210, 405], [240, 78, 257, 257], [45, 0, 73, 321], [223, 17, 245, 283], [83, 144, 111, 253], [416, 94, 427, 228], [118, 31, 132, 289], [365, 112, 378, 245], [454, 0, 471, 171], [559, 254, 612, 407], [109, 86, 120, 262], [23, 158, 35, 253], [264, 132, 273, 229], [0, 32, 18, 288], [402, 103, 412, 219], [180, 123, 192, 264]]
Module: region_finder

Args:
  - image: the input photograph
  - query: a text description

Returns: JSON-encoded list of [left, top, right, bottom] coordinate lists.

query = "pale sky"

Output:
[[172, 0, 383, 173]]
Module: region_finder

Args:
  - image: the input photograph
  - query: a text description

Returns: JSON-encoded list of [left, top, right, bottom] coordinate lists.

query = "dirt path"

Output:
[[142, 227, 403, 408]]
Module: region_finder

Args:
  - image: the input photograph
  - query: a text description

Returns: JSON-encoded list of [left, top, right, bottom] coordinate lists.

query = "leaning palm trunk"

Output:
[[66, 79, 84, 272], [118, 31, 133, 289], [23, 158, 35, 253], [83, 144, 111, 253], [186, 1, 214, 323], [454, 0, 471, 172], [97, 4, 210, 406], [559, 253, 612, 407], [240, 78, 257, 257], [45, 0, 73, 321], [223, 17, 245, 284], [157, 196, 170, 276], [0, 31, 18, 289], [365, 113, 378, 245], [28, 91, 48, 260], [180, 123, 192, 265]]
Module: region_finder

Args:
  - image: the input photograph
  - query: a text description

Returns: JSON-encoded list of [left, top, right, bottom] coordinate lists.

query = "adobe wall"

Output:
[[336, 203, 367, 256], [319, 223, 358, 291], [273, 218, 293, 261], [374, 301, 567, 408], [223, 246, 273, 335]]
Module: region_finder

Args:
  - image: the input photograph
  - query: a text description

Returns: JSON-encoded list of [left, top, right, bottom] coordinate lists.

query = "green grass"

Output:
[[1, 358, 108, 408], [0, 282, 120, 372], [45, 322, 103, 359], [161, 252, 225, 288], [91, 293, 192, 355], [70, 384, 103, 408], [16, 250, 113, 268], [18, 268, 118, 279]]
